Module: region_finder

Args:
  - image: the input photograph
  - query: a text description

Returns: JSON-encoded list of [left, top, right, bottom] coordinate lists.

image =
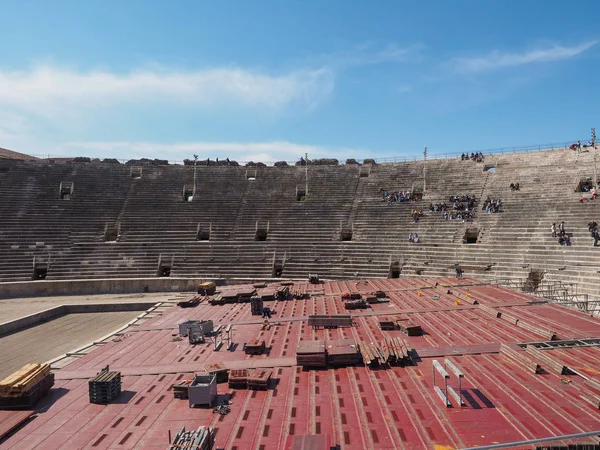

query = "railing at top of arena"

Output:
[[28, 138, 592, 166]]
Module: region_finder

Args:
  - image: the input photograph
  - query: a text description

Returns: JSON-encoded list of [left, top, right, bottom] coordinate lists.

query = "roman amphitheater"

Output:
[[0, 145, 599, 450]]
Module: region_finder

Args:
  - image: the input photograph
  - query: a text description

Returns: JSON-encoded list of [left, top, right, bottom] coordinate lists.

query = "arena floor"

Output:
[[0, 311, 142, 379]]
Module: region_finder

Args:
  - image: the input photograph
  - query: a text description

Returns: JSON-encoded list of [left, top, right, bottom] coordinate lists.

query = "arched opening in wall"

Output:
[[246, 167, 257, 180], [196, 223, 210, 241], [388, 261, 400, 279], [130, 166, 142, 179], [411, 182, 423, 197], [296, 186, 306, 201], [522, 269, 545, 292], [32, 262, 48, 280], [272, 262, 283, 277], [157, 255, 172, 277], [158, 264, 171, 277], [484, 165, 496, 173], [575, 176, 595, 193], [255, 229, 268, 241], [104, 222, 119, 242], [183, 185, 194, 202], [340, 228, 353, 241], [462, 228, 479, 244], [59, 181, 74, 200]]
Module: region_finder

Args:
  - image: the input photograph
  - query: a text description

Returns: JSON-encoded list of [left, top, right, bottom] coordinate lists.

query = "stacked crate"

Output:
[[228, 369, 249, 388], [251, 297, 264, 315], [89, 367, 121, 404]]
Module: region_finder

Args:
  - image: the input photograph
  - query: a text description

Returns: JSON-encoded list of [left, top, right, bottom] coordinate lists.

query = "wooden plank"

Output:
[[0, 411, 34, 440]]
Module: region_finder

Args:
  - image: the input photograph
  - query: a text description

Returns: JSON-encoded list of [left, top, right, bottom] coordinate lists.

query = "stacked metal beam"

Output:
[[89, 367, 121, 404], [168, 426, 214, 450]]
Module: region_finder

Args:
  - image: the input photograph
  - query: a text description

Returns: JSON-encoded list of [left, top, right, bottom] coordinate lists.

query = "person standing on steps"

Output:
[[558, 222, 565, 235], [551, 223, 556, 237]]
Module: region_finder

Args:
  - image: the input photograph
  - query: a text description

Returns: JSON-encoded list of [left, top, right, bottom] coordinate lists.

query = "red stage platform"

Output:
[[1, 277, 599, 449]]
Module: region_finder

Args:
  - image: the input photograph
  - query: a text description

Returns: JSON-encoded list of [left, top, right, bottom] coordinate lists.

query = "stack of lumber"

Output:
[[89, 366, 121, 404], [482, 307, 558, 341], [245, 340, 266, 355], [0, 363, 51, 398], [381, 338, 412, 366], [358, 342, 385, 367], [326, 340, 359, 366], [296, 340, 327, 367], [524, 345, 570, 375], [0, 363, 54, 409], [228, 369, 249, 388], [308, 315, 353, 329], [500, 344, 542, 374], [248, 369, 273, 390], [172, 379, 192, 399], [168, 426, 215, 450]]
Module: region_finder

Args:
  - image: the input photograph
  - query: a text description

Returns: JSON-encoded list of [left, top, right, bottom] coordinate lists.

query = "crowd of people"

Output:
[[569, 140, 595, 153], [551, 222, 571, 246], [579, 185, 597, 203], [411, 209, 424, 222], [380, 189, 417, 204], [461, 152, 484, 162], [482, 197, 502, 213], [408, 232, 420, 243], [443, 210, 474, 220]]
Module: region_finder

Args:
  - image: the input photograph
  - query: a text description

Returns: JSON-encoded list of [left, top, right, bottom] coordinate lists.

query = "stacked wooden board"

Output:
[[381, 338, 413, 366], [307, 315, 353, 329], [229, 370, 250, 388], [0, 363, 54, 410], [89, 367, 121, 404], [326, 339, 360, 365], [248, 370, 273, 390], [296, 340, 327, 367], [172, 380, 192, 399], [359, 339, 413, 368]]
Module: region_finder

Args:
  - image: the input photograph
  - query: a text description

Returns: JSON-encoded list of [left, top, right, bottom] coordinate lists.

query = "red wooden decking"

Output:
[[1, 277, 599, 449]]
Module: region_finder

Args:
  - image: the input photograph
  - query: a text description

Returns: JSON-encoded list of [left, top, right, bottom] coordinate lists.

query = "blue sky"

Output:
[[0, 0, 598, 162]]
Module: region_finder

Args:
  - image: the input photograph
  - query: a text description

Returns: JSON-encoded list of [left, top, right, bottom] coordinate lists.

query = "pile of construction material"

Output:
[[89, 366, 121, 404], [0, 363, 54, 410], [188, 374, 217, 408], [247, 369, 273, 390], [359, 339, 413, 368], [296, 340, 327, 367], [244, 339, 266, 355], [307, 315, 353, 329], [177, 296, 202, 308], [204, 363, 229, 383], [168, 426, 215, 450], [228, 369, 250, 388], [326, 340, 360, 365]]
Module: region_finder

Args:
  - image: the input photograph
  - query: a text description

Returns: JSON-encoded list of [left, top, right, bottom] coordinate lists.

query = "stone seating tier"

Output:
[[1, 149, 600, 294]]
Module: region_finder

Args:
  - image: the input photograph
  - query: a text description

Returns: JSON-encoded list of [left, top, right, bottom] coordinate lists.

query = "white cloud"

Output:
[[451, 40, 598, 73], [0, 64, 335, 115], [318, 42, 422, 70], [60, 140, 377, 163]]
